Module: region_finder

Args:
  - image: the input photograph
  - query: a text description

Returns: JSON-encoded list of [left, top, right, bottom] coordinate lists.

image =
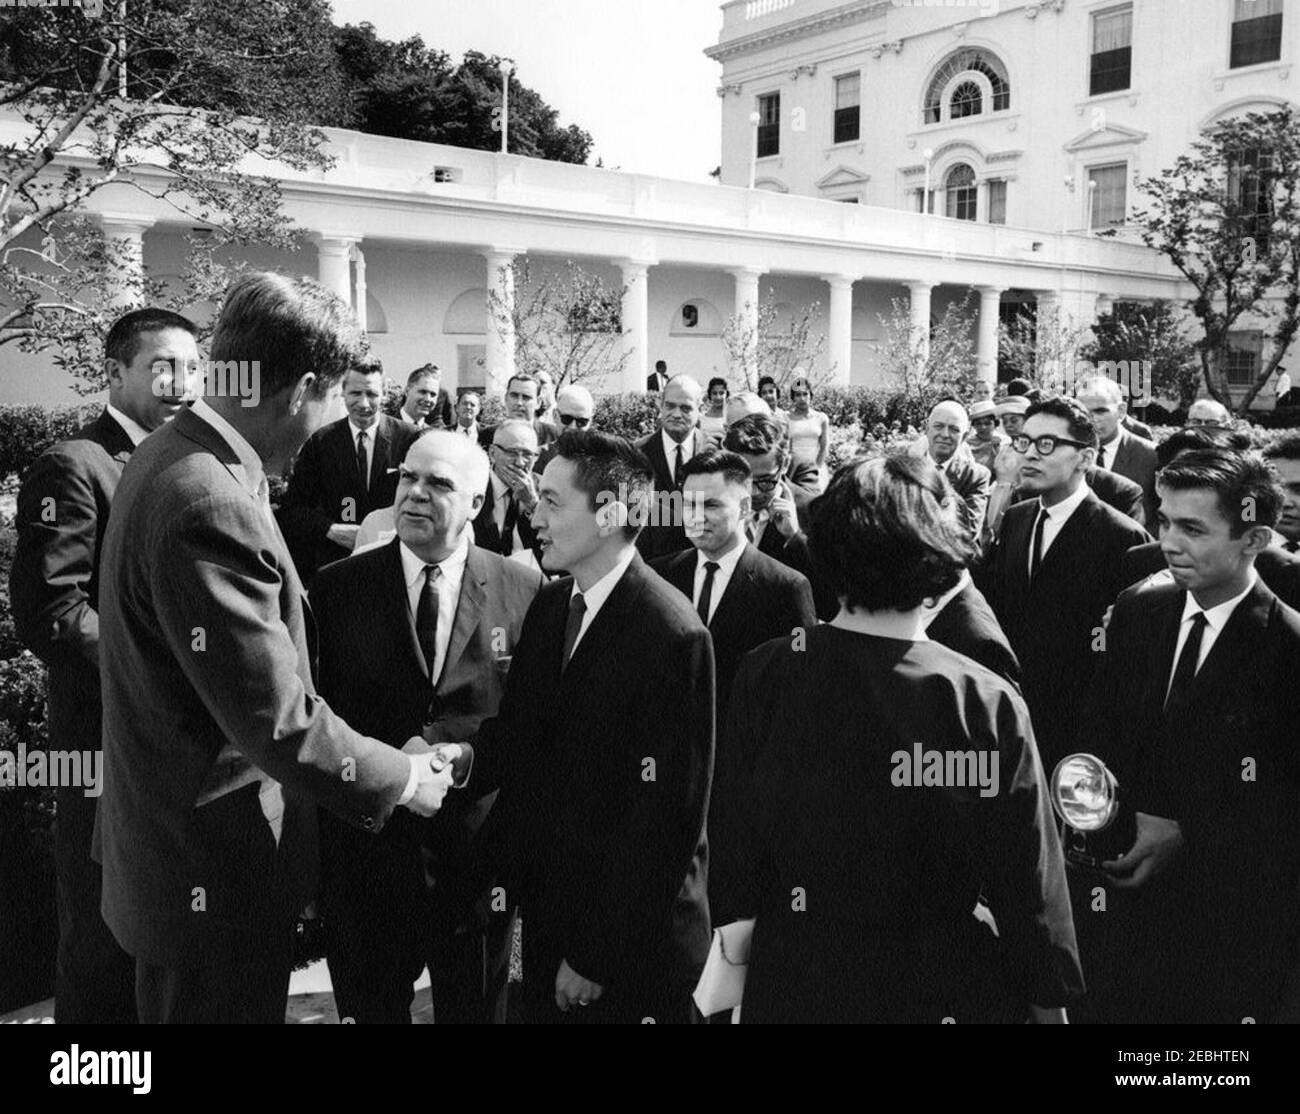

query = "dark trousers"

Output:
[[134, 923, 295, 1024], [54, 785, 136, 1024]]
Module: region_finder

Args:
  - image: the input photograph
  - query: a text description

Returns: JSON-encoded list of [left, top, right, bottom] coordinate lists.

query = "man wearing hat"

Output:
[[966, 399, 1007, 472]]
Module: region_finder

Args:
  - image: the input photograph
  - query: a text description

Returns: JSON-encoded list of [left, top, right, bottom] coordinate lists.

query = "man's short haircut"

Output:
[[406, 364, 439, 387], [1263, 432, 1300, 464], [757, 375, 777, 392], [1157, 425, 1252, 468], [724, 413, 785, 458], [104, 307, 198, 367], [707, 376, 729, 395], [506, 372, 538, 395], [655, 360, 667, 372], [458, 390, 481, 405], [1025, 395, 1098, 450], [210, 272, 365, 397], [1076, 375, 1123, 405], [680, 447, 752, 487], [808, 453, 974, 613], [492, 418, 538, 446], [1156, 449, 1282, 536], [350, 354, 383, 378], [1006, 378, 1032, 397], [554, 430, 653, 540], [407, 428, 490, 496]]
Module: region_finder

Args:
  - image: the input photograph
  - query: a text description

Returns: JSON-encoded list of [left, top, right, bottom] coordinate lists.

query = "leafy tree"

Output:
[[1133, 107, 1300, 414], [720, 297, 830, 390], [0, 0, 341, 383], [998, 301, 1088, 393], [1079, 301, 1201, 408], [878, 291, 979, 415]]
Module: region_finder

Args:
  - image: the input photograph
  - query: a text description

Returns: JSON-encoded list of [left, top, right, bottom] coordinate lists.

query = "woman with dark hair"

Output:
[[785, 375, 829, 491], [701, 377, 729, 443], [708, 452, 1083, 1024]]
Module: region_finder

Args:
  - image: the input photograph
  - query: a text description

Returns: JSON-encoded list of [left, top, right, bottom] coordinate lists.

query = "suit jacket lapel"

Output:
[[439, 545, 488, 688], [367, 418, 392, 503], [707, 545, 754, 633], [647, 434, 671, 491], [382, 538, 431, 679], [561, 556, 645, 685], [92, 409, 135, 463], [1181, 581, 1272, 713], [1034, 494, 1097, 584]]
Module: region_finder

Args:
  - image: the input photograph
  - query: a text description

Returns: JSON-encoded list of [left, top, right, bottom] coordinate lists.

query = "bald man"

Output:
[[1186, 398, 1234, 429], [1077, 376, 1157, 526], [925, 400, 992, 539], [537, 385, 595, 472], [636, 375, 711, 560], [311, 430, 543, 1024]]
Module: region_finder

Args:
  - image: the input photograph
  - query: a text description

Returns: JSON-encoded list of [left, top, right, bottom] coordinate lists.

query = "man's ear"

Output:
[[1242, 523, 1275, 556], [288, 373, 317, 415], [470, 491, 485, 515], [739, 492, 753, 519], [596, 499, 628, 536], [104, 358, 123, 389]]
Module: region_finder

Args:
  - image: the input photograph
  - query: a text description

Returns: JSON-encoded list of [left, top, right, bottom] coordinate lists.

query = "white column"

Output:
[[730, 267, 764, 386], [976, 285, 1005, 387], [313, 234, 357, 305], [99, 215, 154, 309], [824, 274, 855, 387], [617, 259, 652, 394], [352, 246, 368, 332], [906, 280, 934, 366], [482, 248, 520, 401]]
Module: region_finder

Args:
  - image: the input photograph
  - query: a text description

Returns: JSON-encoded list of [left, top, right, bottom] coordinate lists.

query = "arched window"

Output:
[[950, 81, 983, 119], [924, 49, 1010, 124], [945, 164, 977, 221]]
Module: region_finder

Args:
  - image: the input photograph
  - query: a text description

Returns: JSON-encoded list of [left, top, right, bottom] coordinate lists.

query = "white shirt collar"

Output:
[[662, 428, 693, 463], [571, 545, 637, 619], [189, 398, 266, 498], [1039, 480, 1091, 524], [105, 402, 151, 447], [1179, 568, 1258, 634], [398, 533, 470, 592], [1100, 427, 1125, 450], [349, 418, 379, 442], [697, 537, 747, 578]]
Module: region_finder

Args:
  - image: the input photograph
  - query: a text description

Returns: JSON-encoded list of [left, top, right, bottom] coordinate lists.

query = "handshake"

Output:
[[399, 738, 473, 817]]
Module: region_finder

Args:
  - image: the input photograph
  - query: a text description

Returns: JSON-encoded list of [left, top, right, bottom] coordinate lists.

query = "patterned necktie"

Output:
[[1164, 611, 1208, 716], [1029, 506, 1048, 581], [697, 561, 720, 626], [416, 565, 441, 679], [674, 444, 685, 488], [356, 430, 369, 487], [561, 593, 587, 672]]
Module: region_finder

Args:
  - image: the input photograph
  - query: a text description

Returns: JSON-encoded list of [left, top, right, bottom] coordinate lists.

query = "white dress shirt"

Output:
[[1096, 428, 1126, 471], [1166, 569, 1258, 697], [569, 545, 637, 653], [662, 429, 695, 485], [399, 533, 470, 684], [349, 419, 378, 484], [489, 471, 529, 553], [1027, 481, 1091, 579], [693, 539, 747, 625], [105, 402, 150, 447]]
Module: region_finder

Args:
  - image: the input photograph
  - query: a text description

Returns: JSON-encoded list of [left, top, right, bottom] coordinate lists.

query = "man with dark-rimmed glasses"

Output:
[[980, 395, 1148, 774]]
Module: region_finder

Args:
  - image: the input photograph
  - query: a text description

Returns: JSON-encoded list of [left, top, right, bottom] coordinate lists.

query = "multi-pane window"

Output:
[[1090, 6, 1133, 95], [834, 73, 861, 143], [915, 188, 936, 214], [756, 92, 780, 157], [988, 179, 1007, 225], [923, 49, 1010, 123], [1231, 0, 1284, 67], [945, 164, 977, 221], [1089, 163, 1128, 228], [1226, 330, 1263, 385], [1227, 145, 1277, 250], [950, 81, 983, 118]]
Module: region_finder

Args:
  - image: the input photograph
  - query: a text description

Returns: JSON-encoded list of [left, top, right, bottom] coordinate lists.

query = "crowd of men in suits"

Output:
[[11, 276, 1300, 1024]]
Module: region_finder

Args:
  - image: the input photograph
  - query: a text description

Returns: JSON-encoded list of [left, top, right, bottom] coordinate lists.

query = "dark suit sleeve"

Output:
[[565, 624, 715, 985], [10, 447, 102, 670], [277, 433, 335, 549], [153, 491, 411, 830], [959, 462, 992, 540], [788, 574, 817, 633]]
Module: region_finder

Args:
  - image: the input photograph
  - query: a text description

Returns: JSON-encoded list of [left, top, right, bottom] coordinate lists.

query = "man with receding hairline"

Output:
[[635, 374, 711, 560], [925, 399, 991, 538]]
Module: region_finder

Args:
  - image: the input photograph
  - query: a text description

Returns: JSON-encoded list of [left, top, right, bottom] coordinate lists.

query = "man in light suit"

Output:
[[278, 356, 416, 586], [925, 400, 992, 539], [311, 431, 541, 1024], [1078, 376, 1158, 527], [650, 448, 816, 720], [468, 431, 715, 1024], [634, 375, 710, 561], [11, 307, 200, 1024], [96, 273, 455, 1024], [980, 396, 1149, 774], [1086, 450, 1300, 1023]]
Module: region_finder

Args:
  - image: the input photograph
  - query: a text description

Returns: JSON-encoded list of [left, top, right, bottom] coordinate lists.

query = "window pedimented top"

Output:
[[1063, 123, 1149, 153], [816, 165, 871, 190]]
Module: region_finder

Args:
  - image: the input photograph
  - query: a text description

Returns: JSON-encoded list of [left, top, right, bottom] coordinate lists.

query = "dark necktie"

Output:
[[416, 565, 441, 679], [697, 561, 720, 626], [1029, 506, 1048, 581], [674, 444, 685, 488], [1285, 539, 1299, 553], [1096, 444, 1107, 469], [356, 430, 369, 488], [1164, 611, 1208, 716], [501, 494, 519, 556], [561, 593, 587, 673]]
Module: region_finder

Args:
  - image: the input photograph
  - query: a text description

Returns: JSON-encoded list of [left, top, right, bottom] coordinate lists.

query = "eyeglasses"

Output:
[[558, 413, 591, 428], [751, 472, 783, 492], [1010, 435, 1092, 456], [493, 446, 539, 462], [1186, 418, 1230, 429]]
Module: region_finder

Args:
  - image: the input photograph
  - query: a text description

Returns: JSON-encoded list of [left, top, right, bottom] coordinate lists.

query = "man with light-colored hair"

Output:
[[635, 375, 711, 559], [473, 419, 543, 564], [921, 399, 991, 539], [1077, 375, 1157, 525], [538, 385, 596, 471], [1186, 397, 1234, 430], [311, 428, 542, 1024], [723, 390, 771, 432]]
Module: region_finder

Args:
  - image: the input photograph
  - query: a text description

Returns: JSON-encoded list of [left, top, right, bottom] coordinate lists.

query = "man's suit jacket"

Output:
[[926, 578, 1023, 690], [1091, 577, 1300, 1021], [980, 490, 1149, 773], [647, 371, 667, 392], [310, 540, 541, 923], [1011, 467, 1146, 530], [278, 414, 415, 584], [650, 543, 816, 718], [633, 427, 710, 561], [472, 475, 541, 559], [1104, 430, 1158, 528], [471, 552, 714, 1022], [1119, 540, 1300, 610], [944, 455, 992, 538], [11, 410, 132, 758], [1121, 414, 1154, 441], [754, 524, 839, 621], [96, 407, 412, 969]]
